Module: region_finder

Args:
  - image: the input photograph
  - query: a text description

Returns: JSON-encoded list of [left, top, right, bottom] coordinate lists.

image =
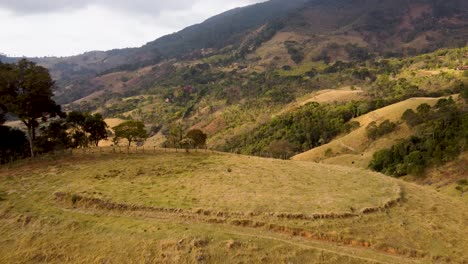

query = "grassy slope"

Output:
[[0, 151, 467, 263], [291, 96, 456, 166]]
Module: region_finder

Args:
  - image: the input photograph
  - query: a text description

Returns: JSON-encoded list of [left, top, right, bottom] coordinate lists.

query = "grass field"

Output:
[[0, 151, 467, 263]]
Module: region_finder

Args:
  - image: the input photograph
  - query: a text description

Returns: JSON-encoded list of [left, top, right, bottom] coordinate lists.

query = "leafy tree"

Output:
[[0, 59, 62, 157], [185, 129, 207, 149], [461, 86, 468, 103], [167, 123, 185, 148], [402, 109, 422, 127], [66, 111, 108, 147], [369, 100, 467, 177], [66, 111, 88, 148], [113, 121, 147, 147], [36, 120, 70, 152], [83, 114, 108, 147], [268, 140, 295, 159], [0, 103, 6, 125], [223, 102, 356, 155]]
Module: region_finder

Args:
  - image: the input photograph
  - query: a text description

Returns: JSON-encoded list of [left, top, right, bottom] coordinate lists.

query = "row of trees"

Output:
[[0, 59, 209, 163]]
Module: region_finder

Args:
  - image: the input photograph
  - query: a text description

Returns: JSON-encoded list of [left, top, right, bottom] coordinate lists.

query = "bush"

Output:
[[0, 126, 28, 164], [268, 140, 295, 159], [343, 121, 360, 133], [366, 120, 398, 140]]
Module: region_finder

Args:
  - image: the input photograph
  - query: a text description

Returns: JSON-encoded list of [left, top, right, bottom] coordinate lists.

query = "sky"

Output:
[[0, 0, 265, 58]]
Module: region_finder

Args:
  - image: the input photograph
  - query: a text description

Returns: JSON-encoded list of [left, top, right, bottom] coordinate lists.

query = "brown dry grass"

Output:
[[0, 151, 467, 263]]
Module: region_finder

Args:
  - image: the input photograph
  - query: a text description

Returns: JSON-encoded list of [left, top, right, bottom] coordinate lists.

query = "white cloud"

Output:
[[0, 0, 266, 57]]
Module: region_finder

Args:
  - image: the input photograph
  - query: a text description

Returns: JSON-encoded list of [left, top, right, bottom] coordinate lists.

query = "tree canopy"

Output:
[[185, 129, 207, 149], [0, 59, 62, 157], [113, 120, 147, 147]]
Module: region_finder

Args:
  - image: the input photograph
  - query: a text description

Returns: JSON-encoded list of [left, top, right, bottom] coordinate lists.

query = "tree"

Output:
[[268, 140, 295, 159], [83, 114, 108, 147], [180, 137, 195, 152], [167, 123, 184, 148], [185, 129, 207, 149], [366, 120, 397, 140], [36, 120, 70, 153], [66, 111, 88, 148], [0, 103, 6, 125], [113, 121, 147, 147], [66, 112, 108, 147], [460, 85, 468, 103], [402, 109, 422, 127], [0, 59, 62, 157]]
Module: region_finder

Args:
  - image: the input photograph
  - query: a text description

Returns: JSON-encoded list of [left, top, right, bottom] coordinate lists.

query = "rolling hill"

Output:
[[292, 96, 455, 164], [1, 1, 467, 262], [0, 151, 467, 263]]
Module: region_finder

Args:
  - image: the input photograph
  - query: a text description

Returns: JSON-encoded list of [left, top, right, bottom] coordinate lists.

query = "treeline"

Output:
[[222, 102, 364, 158], [0, 59, 210, 163], [0, 59, 109, 163], [0, 111, 109, 164], [369, 96, 468, 176]]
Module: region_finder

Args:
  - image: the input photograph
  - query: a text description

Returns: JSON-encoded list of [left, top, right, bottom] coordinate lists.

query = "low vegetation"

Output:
[[366, 120, 398, 141]]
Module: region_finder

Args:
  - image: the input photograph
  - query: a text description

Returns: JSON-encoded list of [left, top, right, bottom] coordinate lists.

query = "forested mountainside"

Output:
[[2, 0, 466, 105]]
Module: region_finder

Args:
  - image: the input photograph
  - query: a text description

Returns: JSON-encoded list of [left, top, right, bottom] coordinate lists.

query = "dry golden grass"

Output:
[[55, 153, 399, 215], [0, 151, 467, 263], [277, 87, 366, 117], [253, 31, 303, 67], [104, 118, 125, 128]]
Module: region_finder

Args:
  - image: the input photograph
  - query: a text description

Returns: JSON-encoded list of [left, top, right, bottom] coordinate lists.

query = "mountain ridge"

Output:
[[1, 0, 466, 106]]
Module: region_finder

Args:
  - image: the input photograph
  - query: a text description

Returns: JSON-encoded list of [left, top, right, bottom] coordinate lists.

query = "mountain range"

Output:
[[1, 0, 467, 105]]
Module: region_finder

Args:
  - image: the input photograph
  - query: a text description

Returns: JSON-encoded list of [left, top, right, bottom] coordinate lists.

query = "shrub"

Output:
[[268, 140, 295, 159], [366, 120, 397, 140]]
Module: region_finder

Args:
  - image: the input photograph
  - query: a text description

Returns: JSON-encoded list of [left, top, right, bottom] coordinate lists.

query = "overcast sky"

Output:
[[0, 0, 265, 57]]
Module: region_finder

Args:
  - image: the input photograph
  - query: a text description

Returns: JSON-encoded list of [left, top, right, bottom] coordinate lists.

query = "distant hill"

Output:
[[292, 96, 456, 164], [2, 0, 466, 105], [2, 1, 467, 177]]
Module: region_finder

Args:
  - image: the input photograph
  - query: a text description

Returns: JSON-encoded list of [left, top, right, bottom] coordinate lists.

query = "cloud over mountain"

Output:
[[0, 0, 262, 16]]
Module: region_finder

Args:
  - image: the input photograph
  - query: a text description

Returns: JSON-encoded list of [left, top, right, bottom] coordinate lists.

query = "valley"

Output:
[[0, 0, 467, 263]]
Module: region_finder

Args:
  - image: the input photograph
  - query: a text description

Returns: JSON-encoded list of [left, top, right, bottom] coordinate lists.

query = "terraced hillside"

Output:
[[0, 151, 467, 263]]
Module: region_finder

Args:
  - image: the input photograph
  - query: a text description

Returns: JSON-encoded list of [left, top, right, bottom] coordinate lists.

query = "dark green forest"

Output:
[[369, 96, 468, 176]]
